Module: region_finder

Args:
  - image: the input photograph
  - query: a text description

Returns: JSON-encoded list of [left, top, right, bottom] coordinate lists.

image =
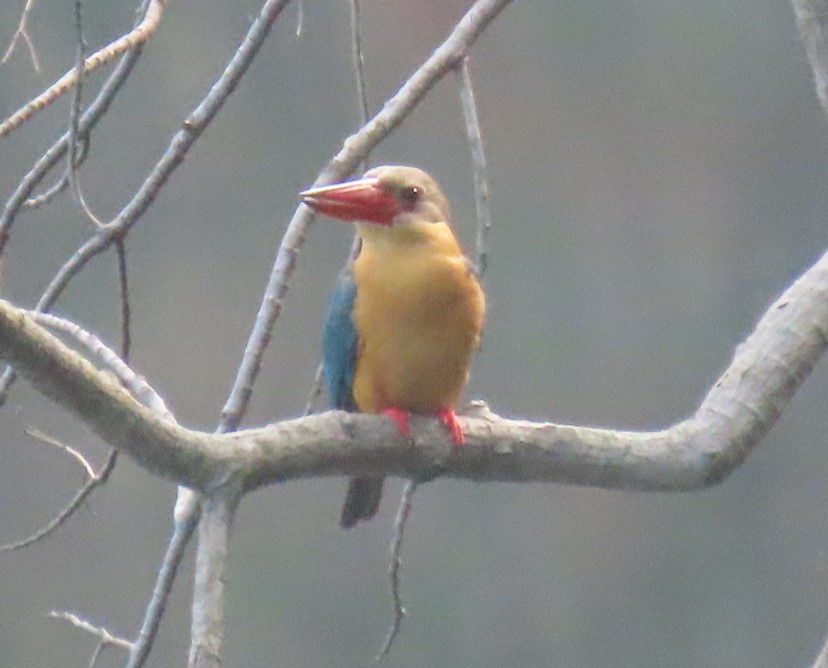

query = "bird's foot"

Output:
[[382, 407, 411, 437], [436, 408, 464, 446], [382, 407, 464, 446]]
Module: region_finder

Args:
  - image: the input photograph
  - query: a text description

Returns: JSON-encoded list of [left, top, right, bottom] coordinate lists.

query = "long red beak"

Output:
[[300, 177, 400, 226]]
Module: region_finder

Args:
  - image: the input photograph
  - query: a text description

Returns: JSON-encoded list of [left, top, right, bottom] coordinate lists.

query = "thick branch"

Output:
[[0, 303, 217, 489], [0, 241, 826, 495], [188, 489, 240, 668]]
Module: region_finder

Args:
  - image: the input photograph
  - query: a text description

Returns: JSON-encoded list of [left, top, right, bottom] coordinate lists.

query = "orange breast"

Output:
[[352, 244, 484, 415]]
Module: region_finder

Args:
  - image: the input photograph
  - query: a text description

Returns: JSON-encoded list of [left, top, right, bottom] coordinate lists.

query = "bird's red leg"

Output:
[[382, 407, 411, 437], [436, 408, 464, 446]]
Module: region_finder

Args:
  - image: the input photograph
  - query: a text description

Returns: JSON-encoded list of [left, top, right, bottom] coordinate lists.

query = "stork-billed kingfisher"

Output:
[[301, 166, 486, 528]]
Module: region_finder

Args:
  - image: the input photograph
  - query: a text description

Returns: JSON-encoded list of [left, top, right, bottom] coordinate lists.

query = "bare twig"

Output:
[[126, 496, 199, 668], [70, 167, 104, 225], [23, 139, 88, 210], [66, 0, 104, 227], [49, 610, 133, 652], [2, 0, 42, 72], [67, 0, 85, 212], [0, 0, 167, 138], [116, 238, 132, 361], [295, 0, 304, 36], [303, 362, 326, 415], [350, 0, 370, 161], [31, 312, 173, 420], [455, 57, 491, 278], [0, 434, 116, 553], [376, 481, 418, 661], [23, 423, 96, 478]]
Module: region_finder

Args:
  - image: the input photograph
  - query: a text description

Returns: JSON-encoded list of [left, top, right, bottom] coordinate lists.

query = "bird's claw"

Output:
[[382, 407, 411, 437], [382, 407, 464, 446], [436, 408, 464, 446]]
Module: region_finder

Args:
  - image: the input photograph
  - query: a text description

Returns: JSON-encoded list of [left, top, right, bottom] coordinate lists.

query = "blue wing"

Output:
[[323, 268, 359, 411]]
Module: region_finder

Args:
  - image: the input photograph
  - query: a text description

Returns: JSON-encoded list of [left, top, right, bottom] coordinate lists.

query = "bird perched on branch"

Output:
[[301, 165, 486, 528]]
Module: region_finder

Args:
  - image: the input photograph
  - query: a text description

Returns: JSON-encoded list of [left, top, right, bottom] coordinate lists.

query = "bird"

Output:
[[301, 165, 485, 528]]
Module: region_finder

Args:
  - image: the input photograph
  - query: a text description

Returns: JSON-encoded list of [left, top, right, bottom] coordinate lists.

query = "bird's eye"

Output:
[[398, 185, 420, 210]]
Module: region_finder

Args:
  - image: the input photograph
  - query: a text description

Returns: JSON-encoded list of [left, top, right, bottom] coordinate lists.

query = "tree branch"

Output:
[[0, 236, 826, 493], [2, 0, 42, 73], [0, 303, 216, 488], [188, 488, 240, 668], [455, 57, 491, 277]]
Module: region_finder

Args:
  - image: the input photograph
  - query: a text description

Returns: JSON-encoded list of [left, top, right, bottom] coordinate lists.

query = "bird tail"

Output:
[[340, 478, 383, 528]]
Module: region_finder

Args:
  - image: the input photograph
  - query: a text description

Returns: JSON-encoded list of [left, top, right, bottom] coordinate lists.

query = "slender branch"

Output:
[[23, 423, 95, 478], [126, 498, 199, 668], [116, 237, 132, 361], [455, 57, 491, 277], [294, 0, 304, 36], [32, 312, 173, 419], [350, 0, 370, 168], [0, 423, 117, 553], [77, 9, 295, 658], [23, 142, 85, 210], [376, 481, 418, 661], [24, 170, 72, 209], [49, 610, 133, 652], [0, 0, 167, 138], [0, 302, 218, 488], [67, 0, 105, 228], [1, 0, 42, 72], [303, 362, 326, 415]]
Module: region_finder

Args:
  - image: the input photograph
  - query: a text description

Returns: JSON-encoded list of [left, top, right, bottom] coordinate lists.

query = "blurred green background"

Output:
[[2, 0, 828, 666]]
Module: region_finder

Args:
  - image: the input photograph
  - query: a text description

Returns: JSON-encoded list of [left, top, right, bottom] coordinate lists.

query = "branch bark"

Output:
[[188, 489, 240, 668], [0, 234, 826, 495]]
